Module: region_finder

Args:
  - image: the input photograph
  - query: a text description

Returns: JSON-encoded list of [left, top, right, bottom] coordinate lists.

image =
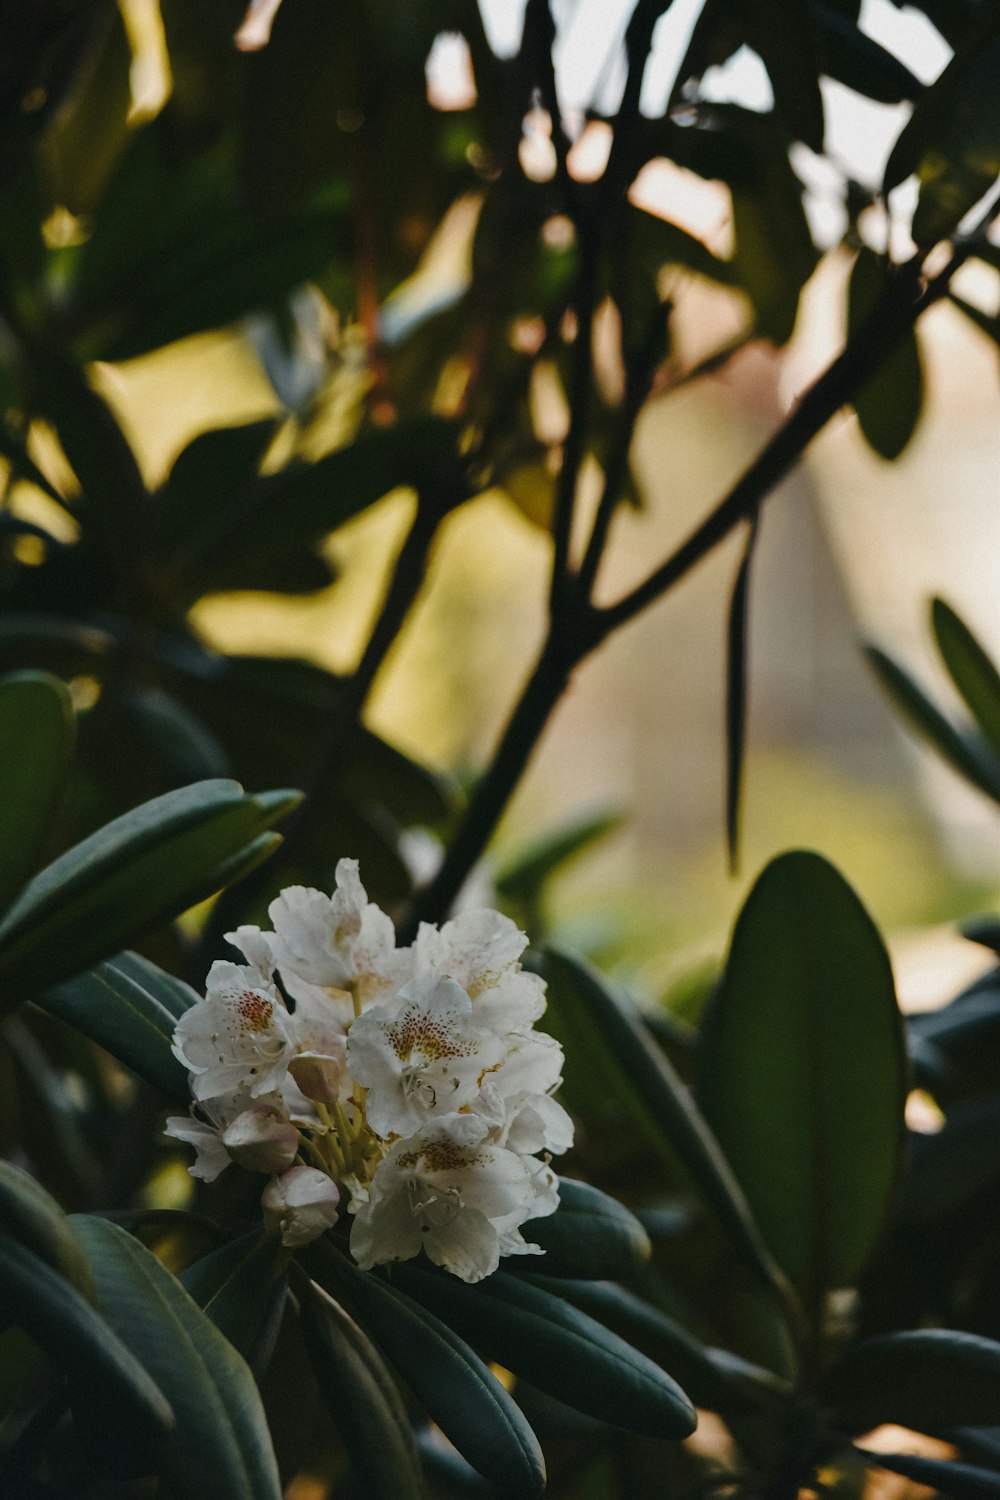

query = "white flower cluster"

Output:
[[167, 860, 572, 1282]]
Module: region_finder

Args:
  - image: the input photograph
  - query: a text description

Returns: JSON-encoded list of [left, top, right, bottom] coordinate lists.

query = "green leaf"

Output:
[[298, 1279, 424, 1500], [0, 672, 75, 913], [737, 0, 825, 150], [323, 1255, 545, 1495], [530, 1273, 789, 1417], [933, 598, 1000, 758], [390, 1262, 698, 1440], [819, 1329, 1000, 1431], [865, 644, 1000, 804], [495, 810, 623, 904], [848, 247, 923, 458], [41, 951, 195, 1098], [901, 1096, 1000, 1222], [0, 1160, 93, 1296], [0, 779, 300, 1002], [883, 22, 1000, 246], [857, 1448, 1000, 1500], [155, 421, 278, 551], [515, 1179, 651, 1280], [180, 1232, 288, 1371], [70, 1215, 281, 1500], [538, 949, 792, 1311], [0, 1235, 174, 1452], [813, 5, 921, 103], [698, 851, 904, 1302]]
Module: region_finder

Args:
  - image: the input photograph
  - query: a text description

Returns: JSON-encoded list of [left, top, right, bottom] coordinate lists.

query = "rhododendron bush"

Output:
[[0, 2, 999, 1498]]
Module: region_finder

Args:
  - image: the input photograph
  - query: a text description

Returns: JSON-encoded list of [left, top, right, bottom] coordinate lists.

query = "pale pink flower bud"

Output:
[[222, 1104, 299, 1175], [288, 1050, 343, 1103], [262, 1166, 340, 1247]]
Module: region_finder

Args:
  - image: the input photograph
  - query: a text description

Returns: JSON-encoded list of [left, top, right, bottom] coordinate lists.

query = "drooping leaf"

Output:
[[698, 851, 905, 1302], [737, 0, 825, 150], [0, 1159, 93, 1296], [538, 948, 792, 1312], [865, 644, 1000, 804], [298, 1278, 424, 1500], [848, 246, 924, 458], [41, 952, 195, 1098], [813, 4, 921, 103], [0, 1235, 174, 1457], [819, 1329, 1000, 1431], [0, 672, 75, 913], [857, 1447, 1000, 1500], [0, 779, 300, 1002], [884, 21, 1000, 246], [322, 1254, 545, 1495], [932, 597, 1000, 758], [70, 1215, 281, 1500], [391, 1262, 698, 1440], [527, 1274, 790, 1419]]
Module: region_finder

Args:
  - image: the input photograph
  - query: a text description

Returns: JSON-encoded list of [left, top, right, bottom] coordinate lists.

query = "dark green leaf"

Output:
[[819, 1329, 1000, 1431], [883, 22, 1000, 246], [180, 1232, 287, 1372], [0, 779, 300, 1001], [725, 516, 758, 871], [515, 1178, 651, 1280], [0, 1235, 174, 1452], [865, 644, 1000, 804], [949, 291, 1000, 351], [121, 688, 230, 785], [0, 672, 75, 913], [901, 1096, 1000, 1222], [737, 0, 825, 149], [813, 4, 921, 103], [527, 1274, 790, 1418], [848, 247, 923, 458], [962, 916, 1000, 956], [0, 1160, 93, 1295], [70, 1215, 281, 1500], [390, 1262, 698, 1440], [41, 952, 192, 1098], [698, 851, 905, 1300], [155, 421, 278, 551], [324, 1256, 545, 1495], [857, 1448, 1000, 1500], [538, 948, 792, 1312], [298, 1278, 424, 1500], [933, 597, 1000, 758]]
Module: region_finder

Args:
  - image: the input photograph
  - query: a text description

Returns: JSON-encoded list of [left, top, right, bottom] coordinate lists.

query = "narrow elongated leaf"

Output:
[[325, 1256, 545, 1495], [539, 949, 792, 1311], [0, 780, 300, 1001], [0, 1236, 174, 1449], [865, 645, 1000, 804], [155, 420, 278, 550], [42, 953, 192, 1099], [299, 1279, 423, 1500], [515, 1178, 651, 1280], [180, 1232, 287, 1371], [391, 1262, 697, 1440], [495, 811, 623, 904], [0, 1160, 93, 1295], [70, 1215, 281, 1500], [819, 1330, 1000, 1431], [857, 1448, 1000, 1500], [725, 515, 759, 870], [848, 247, 923, 459], [736, 0, 824, 149], [528, 1274, 789, 1418], [813, 5, 921, 103], [933, 598, 1000, 758], [0, 672, 75, 913], [698, 852, 905, 1302]]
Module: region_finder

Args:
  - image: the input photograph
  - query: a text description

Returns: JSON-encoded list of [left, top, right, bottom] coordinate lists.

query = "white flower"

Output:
[[350, 1115, 539, 1283], [346, 972, 506, 1137], [262, 1165, 341, 1247], [267, 860, 408, 1010], [498, 1091, 574, 1158], [171, 961, 293, 1101], [164, 1109, 232, 1182], [412, 909, 546, 1032]]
